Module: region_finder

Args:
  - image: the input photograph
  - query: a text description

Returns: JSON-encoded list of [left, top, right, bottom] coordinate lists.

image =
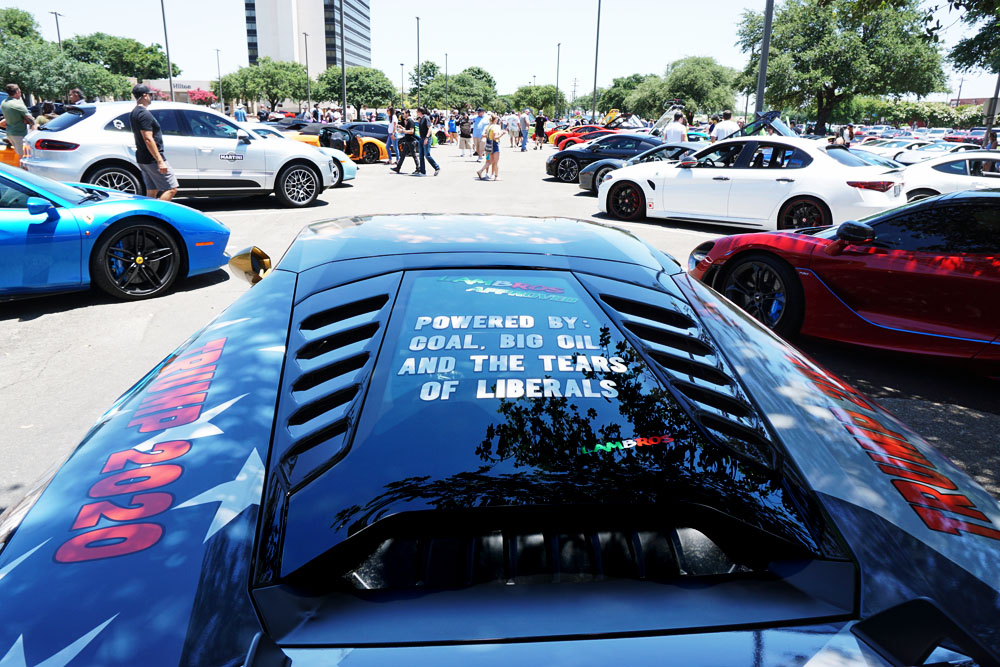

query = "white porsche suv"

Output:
[[21, 101, 341, 207]]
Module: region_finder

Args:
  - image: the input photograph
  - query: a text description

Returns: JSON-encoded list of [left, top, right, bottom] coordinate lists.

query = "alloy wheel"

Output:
[[100, 225, 178, 298], [722, 261, 787, 329], [283, 167, 317, 204]]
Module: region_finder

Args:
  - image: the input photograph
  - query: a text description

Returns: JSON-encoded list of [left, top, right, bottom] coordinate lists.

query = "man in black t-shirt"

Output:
[[534, 113, 548, 149], [415, 107, 440, 176], [392, 110, 419, 174], [129, 84, 178, 200]]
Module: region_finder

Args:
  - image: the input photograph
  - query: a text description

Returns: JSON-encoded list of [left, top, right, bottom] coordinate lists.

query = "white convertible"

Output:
[[598, 136, 905, 229]]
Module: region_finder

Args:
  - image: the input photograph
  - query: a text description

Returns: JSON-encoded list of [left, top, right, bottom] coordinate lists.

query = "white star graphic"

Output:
[[132, 394, 247, 453], [0, 540, 49, 585], [0, 616, 116, 667], [175, 449, 265, 542]]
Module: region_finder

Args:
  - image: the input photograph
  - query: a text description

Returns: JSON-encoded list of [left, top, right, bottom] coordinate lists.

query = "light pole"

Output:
[[415, 16, 421, 108], [49, 12, 63, 51], [340, 0, 347, 119], [754, 0, 775, 115], [302, 33, 312, 117], [556, 43, 561, 118], [215, 49, 223, 113], [400, 63, 405, 108], [983, 69, 1000, 144], [159, 0, 175, 101], [591, 0, 601, 122], [445, 53, 449, 110]]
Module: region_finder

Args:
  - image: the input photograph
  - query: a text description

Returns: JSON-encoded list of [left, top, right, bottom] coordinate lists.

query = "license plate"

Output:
[[893, 183, 901, 197]]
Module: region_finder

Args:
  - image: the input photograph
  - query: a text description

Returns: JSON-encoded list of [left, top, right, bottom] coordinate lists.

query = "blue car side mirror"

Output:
[[26, 196, 56, 218]]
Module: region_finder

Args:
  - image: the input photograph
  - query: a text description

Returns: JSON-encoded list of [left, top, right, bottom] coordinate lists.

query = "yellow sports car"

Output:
[[288, 125, 387, 164]]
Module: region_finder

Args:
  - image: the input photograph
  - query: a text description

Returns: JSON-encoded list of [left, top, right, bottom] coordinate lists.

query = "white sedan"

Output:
[[598, 136, 904, 230], [859, 139, 931, 159], [894, 141, 980, 165], [902, 150, 1000, 201]]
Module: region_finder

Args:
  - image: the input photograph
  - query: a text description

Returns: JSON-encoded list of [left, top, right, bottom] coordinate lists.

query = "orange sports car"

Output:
[[288, 124, 387, 164]]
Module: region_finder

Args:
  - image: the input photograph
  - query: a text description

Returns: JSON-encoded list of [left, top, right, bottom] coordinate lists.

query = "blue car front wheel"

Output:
[[91, 221, 181, 300]]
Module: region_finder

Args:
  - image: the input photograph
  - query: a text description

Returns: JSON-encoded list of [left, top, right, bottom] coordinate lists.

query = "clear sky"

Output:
[[7, 0, 997, 103]]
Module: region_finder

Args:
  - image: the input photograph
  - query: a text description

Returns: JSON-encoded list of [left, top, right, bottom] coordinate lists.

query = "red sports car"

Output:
[[688, 190, 1000, 362]]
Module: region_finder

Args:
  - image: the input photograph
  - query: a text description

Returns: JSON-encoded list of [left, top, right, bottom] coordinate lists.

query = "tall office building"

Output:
[[245, 0, 371, 78]]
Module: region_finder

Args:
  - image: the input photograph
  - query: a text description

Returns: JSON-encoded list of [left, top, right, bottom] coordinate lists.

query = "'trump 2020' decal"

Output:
[[55, 338, 248, 563], [787, 354, 1000, 543]]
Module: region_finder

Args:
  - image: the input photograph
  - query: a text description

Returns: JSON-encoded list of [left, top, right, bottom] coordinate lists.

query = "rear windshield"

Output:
[[824, 147, 873, 167], [37, 106, 95, 132]]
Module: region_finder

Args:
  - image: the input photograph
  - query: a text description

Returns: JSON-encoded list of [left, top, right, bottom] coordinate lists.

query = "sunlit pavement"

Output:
[[1, 143, 997, 512]]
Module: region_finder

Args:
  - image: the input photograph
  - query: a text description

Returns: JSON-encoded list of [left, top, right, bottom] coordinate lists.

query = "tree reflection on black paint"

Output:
[[331, 328, 823, 553]]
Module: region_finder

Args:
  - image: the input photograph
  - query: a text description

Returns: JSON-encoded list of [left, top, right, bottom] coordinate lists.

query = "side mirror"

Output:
[[237, 130, 252, 145], [26, 196, 56, 219], [836, 221, 875, 244], [228, 246, 272, 285], [678, 159, 697, 168]]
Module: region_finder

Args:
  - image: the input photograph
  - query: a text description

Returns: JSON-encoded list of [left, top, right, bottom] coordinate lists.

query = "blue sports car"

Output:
[[0, 215, 998, 665], [0, 164, 230, 300]]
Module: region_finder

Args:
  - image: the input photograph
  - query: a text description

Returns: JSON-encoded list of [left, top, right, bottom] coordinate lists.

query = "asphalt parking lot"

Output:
[[1, 143, 998, 513]]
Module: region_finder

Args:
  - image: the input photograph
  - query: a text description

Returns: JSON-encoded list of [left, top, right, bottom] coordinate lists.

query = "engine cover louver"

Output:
[[576, 274, 779, 468], [276, 273, 400, 492]]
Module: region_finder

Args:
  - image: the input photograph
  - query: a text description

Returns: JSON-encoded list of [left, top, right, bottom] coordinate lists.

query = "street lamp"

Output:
[[49, 12, 63, 51], [591, 0, 601, 122], [302, 33, 311, 117], [159, 0, 175, 101], [400, 63, 405, 108], [533, 75, 536, 87], [340, 0, 347, 120], [215, 49, 223, 113], [415, 17, 421, 108], [556, 43, 561, 118], [445, 53, 449, 110], [754, 0, 775, 115]]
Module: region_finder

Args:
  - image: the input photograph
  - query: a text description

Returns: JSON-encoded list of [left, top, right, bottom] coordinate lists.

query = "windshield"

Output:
[[727, 111, 795, 139], [37, 105, 96, 132], [0, 163, 85, 202], [916, 143, 949, 152], [813, 198, 928, 238], [825, 146, 879, 167]]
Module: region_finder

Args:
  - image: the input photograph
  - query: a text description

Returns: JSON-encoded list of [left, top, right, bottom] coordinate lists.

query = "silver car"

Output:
[[21, 101, 340, 207]]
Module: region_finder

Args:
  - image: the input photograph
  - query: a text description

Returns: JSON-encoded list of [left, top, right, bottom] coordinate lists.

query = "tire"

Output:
[[330, 158, 343, 188], [592, 166, 614, 193], [90, 220, 181, 300], [275, 163, 320, 207], [556, 157, 580, 183], [362, 142, 380, 164], [719, 253, 803, 338], [906, 188, 939, 202], [87, 165, 145, 196], [607, 181, 646, 221], [778, 196, 829, 230]]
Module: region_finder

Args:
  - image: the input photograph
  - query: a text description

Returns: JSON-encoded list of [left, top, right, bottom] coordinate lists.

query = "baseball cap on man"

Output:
[[132, 84, 151, 99], [476, 107, 484, 112]]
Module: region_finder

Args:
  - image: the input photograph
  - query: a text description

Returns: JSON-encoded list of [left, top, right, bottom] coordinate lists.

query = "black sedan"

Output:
[[546, 133, 663, 183], [578, 141, 702, 193]]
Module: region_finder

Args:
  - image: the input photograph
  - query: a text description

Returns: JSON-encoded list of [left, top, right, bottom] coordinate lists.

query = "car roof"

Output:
[[918, 149, 1000, 165], [275, 214, 678, 274]]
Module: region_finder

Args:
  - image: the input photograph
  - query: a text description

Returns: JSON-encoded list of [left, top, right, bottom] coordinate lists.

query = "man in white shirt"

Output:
[[664, 112, 688, 143], [711, 110, 741, 143]]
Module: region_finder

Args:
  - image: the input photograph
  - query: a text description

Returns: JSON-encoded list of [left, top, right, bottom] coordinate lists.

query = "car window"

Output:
[[747, 144, 808, 169], [824, 147, 872, 167], [871, 204, 1000, 253], [150, 109, 182, 136], [0, 176, 35, 208], [184, 110, 239, 139], [693, 142, 744, 168], [612, 137, 642, 151], [106, 113, 131, 132], [933, 160, 968, 176], [968, 160, 1000, 177]]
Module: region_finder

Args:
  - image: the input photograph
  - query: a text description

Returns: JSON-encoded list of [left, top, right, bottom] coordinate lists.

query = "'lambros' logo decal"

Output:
[[580, 434, 674, 455]]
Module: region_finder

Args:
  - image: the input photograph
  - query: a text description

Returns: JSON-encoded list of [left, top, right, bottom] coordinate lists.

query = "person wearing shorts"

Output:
[[129, 84, 178, 200]]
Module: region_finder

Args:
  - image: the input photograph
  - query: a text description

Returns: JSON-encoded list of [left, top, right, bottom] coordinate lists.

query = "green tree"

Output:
[[0, 37, 130, 100], [0, 8, 41, 44], [511, 85, 567, 117], [950, 5, 1000, 73], [63, 32, 179, 79], [737, 0, 947, 133], [317, 65, 396, 109], [663, 56, 737, 115], [255, 57, 309, 111], [624, 77, 671, 119], [570, 88, 607, 115], [600, 73, 655, 113], [461, 66, 496, 92], [408, 60, 440, 90], [420, 72, 494, 110]]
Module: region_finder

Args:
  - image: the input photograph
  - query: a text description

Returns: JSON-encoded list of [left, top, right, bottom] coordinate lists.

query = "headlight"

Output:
[[688, 241, 715, 273]]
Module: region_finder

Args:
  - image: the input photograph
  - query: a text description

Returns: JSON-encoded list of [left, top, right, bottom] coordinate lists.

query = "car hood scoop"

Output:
[[254, 268, 835, 592]]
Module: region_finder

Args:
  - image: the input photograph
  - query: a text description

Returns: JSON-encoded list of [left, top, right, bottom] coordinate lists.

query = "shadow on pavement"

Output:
[[184, 196, 332, 213], [0, 270, 231, 322]]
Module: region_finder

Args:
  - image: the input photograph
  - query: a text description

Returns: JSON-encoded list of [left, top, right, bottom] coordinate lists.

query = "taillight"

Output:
[[34, 139, 79, 151], [846, 180, 896, 192]]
